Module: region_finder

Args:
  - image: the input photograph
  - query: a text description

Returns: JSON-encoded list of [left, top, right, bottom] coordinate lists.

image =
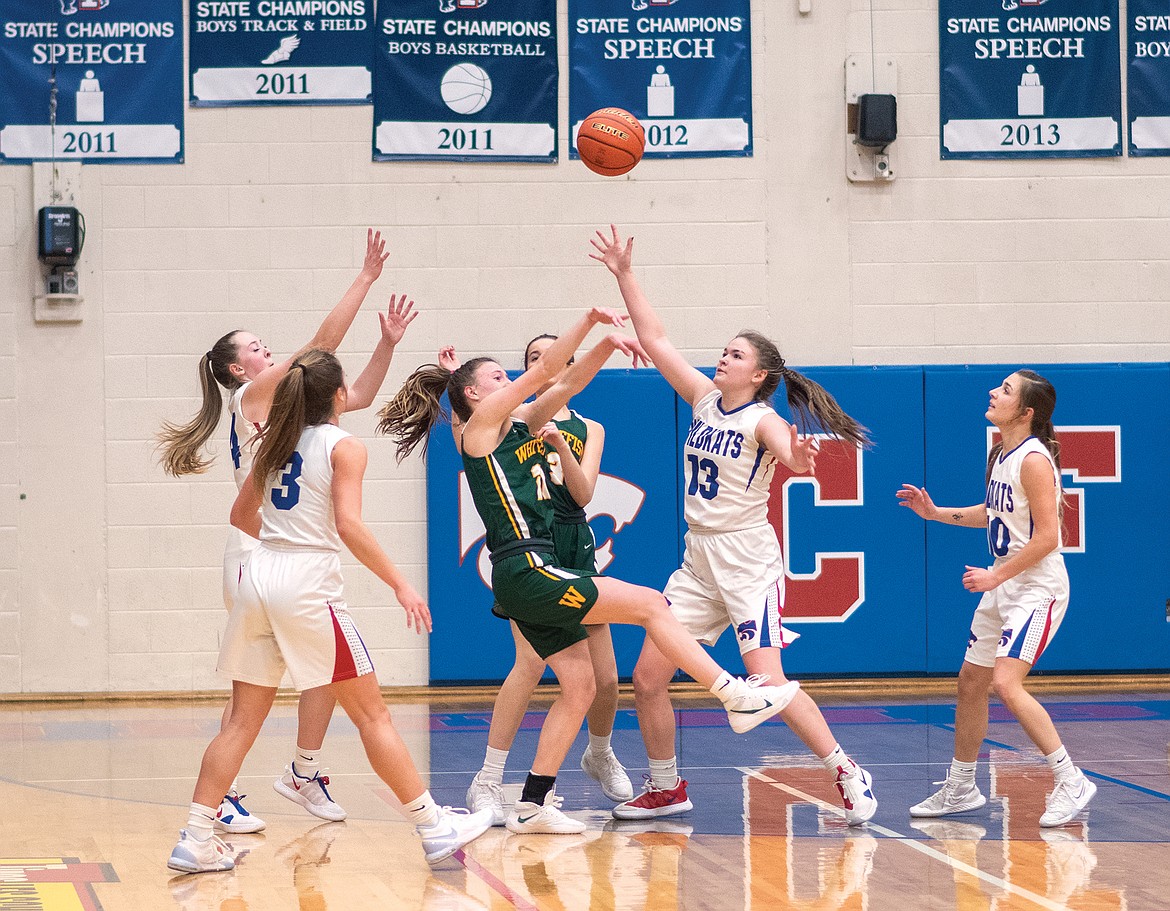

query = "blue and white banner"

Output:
[[569, 0, 752, 159], [190, 0, 373, 106], [0, 0, 183, 164], [939, 0, 1121, 159], [1127, 0, 1170, 156], [373, 0, 557, 162]]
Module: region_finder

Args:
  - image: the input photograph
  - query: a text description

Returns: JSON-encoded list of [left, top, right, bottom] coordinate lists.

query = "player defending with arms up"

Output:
[[591, 225, 878, 826]]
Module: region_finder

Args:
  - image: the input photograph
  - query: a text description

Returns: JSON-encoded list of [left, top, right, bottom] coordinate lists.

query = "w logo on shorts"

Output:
[[736, 620, 757, 642], [559, 586, 587, 609]]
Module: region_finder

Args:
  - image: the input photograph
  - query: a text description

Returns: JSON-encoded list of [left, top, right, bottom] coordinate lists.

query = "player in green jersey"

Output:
[[440, 335, 634, 825], [379, 307, 804, 835]]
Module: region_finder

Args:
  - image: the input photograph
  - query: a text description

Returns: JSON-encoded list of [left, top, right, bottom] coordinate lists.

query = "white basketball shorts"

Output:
[[965, 576, 1069, 668], [663, 525, 798, 656], [222, 526, 260, 613], [218, 543, 374, 690]]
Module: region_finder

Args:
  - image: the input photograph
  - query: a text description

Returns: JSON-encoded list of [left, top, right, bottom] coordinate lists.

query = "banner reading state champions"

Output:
[[190, 0, 374, 106], [0, 0, 183, 164], [1128, 0, 1170, 156], [569, 0, 752, 159], [939, 0, 1121, 159], [373, 0, 556, 162]]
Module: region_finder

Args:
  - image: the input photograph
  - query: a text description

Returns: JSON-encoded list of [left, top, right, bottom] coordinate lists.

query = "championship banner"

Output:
[[939, 0, 1121, 159], [568, 0, 752, 160], [0, 0, 183, 164], [190, 0, 374, 106], [373, 0, 557, 162], [1127, 0, 1170, 155]]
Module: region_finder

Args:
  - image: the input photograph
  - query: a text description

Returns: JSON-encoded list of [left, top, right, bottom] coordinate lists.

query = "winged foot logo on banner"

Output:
[[60, 0, 111, 13]]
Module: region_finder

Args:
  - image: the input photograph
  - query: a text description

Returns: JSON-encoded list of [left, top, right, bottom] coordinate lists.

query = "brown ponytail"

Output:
[[376, 357, 494, 462], [251, 349, 342, 493], [155, 330, 244, 476], [736, 330, 871, 450]]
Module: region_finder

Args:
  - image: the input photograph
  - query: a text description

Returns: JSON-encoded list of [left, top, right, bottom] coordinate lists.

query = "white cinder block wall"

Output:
[[2, 1, 1167, 694]]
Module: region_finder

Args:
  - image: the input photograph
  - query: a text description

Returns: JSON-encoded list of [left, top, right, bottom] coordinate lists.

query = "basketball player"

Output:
[[157, 230, 410, 832], [378, 308, 802, 835], [441, 336, 634, 825], [167, 349, 493, 873], [898, 370, 1096, 827], [591, 225, 878, 826]]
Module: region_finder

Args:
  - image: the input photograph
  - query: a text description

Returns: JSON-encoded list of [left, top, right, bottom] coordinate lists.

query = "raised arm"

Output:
[[590, 224, 714, 407], [518, 331, 646, 431], [461, 308, 625, 457], [345, 294, 417, 411], [241, 229, 389, 422], [896, 484, 986, 528], [331, 436, 431, 633]]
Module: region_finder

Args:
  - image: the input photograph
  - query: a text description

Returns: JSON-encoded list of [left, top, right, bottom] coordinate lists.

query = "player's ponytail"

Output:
[[377, 357, 495, 462], [251, 349, 342, 494], [737, 330, 871, 450], [1016, 369, 1061, 472], [155, 330, 245, 476]]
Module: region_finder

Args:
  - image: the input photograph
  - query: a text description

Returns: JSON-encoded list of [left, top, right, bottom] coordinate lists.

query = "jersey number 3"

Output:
[[272, 452, 304, 510]]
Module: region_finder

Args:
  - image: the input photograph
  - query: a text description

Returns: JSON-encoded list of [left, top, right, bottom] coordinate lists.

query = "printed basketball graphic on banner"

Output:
[[441, 63, 493, 115]]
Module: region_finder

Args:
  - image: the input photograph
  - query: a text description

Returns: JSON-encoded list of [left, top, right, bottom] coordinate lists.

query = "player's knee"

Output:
[[561, 672, 597, 711]]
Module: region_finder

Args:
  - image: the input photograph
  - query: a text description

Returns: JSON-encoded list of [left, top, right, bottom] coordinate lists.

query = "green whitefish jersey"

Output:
[[549, 410, 589, 523], [462, 420, 555, 554]]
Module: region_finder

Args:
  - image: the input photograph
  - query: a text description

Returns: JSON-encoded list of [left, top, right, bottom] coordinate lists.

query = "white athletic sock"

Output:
[[480, 746, 508, 785], [293, 746, 322, 779], [227, 779, 239, 798], [1045, 746, 1076, 783], [949, 758, 978, 787], [587, 732, 614, 756], [404, 791, 441, 830], [821, 744, 857, 779], [187, 802, 218, 840], [710, 671, 740, 704], [648, 757, 679, 790]]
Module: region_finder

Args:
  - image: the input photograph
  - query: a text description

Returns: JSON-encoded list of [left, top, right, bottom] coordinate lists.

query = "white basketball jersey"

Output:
[[985, 436, 1066, 584], [259, 423, 350, 552], [228, 382, 262, 491], [682, 389, 779, 532]]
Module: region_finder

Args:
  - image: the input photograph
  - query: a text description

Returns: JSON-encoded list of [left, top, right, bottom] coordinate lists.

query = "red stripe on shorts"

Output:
[[329, 603, 359, 683], [1033, 597, 1056, 663]]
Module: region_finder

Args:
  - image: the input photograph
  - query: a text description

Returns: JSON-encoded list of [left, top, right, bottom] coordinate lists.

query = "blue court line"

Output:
[[932, 722, 1170, 802]]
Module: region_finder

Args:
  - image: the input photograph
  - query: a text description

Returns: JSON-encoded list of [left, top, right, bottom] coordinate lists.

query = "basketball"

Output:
[[576, 108, 645, 177]]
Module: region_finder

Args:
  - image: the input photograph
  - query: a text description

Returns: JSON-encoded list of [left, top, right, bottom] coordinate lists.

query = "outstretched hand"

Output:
[[587, 306, 628, 328], [379, 293, 417, 346], [608, 334, 652, 369], [896, 484, 936, 520], [588, 224, 634, 276], [789, 425, 818, 475], [438, 345, 461, 373], [362, 228, 390, 282]]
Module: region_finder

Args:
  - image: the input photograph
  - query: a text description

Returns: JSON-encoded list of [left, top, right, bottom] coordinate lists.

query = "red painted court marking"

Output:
[[455, 848, 541, 911]]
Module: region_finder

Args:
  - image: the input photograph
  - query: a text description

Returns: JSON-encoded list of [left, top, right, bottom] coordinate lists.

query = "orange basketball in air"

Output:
[[577, 108, 645, 177]]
